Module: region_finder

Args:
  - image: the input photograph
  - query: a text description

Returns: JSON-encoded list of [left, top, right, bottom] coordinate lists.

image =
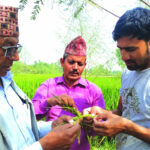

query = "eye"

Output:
[[68, 60, 75, 65], [78, 62, 83, 66], [125, 47, 137, 52]]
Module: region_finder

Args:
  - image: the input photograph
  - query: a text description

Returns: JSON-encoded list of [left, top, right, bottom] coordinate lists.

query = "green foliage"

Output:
[[19, 0, 28, 10], [115, 48, 125, 70], [11, 61, 62, 74], [11, 61, 122, 76], [31, 0, 44, 20], [19, 0, 44, 20], [19, 0, 87, 19]]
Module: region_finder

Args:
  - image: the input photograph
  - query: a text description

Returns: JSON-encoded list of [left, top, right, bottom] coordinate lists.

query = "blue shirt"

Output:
[[0, 72, 52, 150]]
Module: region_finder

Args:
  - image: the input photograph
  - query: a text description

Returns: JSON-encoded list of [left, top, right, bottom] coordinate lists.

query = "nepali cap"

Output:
[[0, 5, 19, 37], [65, 36, 87, 56]]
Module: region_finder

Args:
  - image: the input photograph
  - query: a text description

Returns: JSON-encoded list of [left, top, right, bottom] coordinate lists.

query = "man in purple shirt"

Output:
[[32, 36, 105, 150]]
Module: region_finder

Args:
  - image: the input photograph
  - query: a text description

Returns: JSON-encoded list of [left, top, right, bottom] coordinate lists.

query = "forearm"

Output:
[[123, 118, 150, 144]]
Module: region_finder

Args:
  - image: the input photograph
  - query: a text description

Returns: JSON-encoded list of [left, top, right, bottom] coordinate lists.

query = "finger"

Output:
[[68, 123, 81, 139], [68, 98, 76, 108], [93, 126, 108, 136], [63, 95, 75, 108], [61, 115, 73, 123], [83, 107, 92, 115], [56, 99, 63, 105], [60, 96, 69, 106], [91, 106, 103, 115], [93, 118, 107, 129], [68, 122, 81, 133]]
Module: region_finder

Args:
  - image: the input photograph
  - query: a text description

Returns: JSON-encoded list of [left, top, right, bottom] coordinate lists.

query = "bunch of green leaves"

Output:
[[19, 0, 44, 20]]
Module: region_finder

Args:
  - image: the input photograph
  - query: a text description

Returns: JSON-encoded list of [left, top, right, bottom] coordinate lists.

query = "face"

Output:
[[60, 55, 86, 84], [0, 37, 19, 76], [117, 36, 150, 70]]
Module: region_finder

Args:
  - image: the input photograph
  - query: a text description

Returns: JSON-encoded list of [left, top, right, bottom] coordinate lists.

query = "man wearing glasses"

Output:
[[0, 5, 80, 150]]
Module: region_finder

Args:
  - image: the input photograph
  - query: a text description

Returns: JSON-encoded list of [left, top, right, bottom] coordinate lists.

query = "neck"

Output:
[[64, 78, 78, 88]]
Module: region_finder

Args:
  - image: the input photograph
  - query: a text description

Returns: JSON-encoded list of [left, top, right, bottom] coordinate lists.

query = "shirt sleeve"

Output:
[[24, 141, 43, 150], [32, 80, 52, 120], [90, 83, 105, 109], [37, 120, 52, 138]]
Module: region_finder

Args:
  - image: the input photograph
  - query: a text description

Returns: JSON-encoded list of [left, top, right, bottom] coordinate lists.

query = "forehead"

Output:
[[66, 55, 86, 62], [117, 36, 144, 48], [0, 37, 18, 45]]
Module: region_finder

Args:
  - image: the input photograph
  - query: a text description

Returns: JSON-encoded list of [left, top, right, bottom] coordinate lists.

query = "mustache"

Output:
[[125, 59, 136, 63], [70, 70, 79, 74]]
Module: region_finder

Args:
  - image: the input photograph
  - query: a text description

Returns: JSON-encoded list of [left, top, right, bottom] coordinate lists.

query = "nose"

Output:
[[120, 50, 130, 61], [8, 51, 19, 61], [73, 63, 78, 70]]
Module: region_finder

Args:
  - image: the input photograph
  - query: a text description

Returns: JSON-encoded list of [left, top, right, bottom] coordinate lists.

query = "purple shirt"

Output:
[[32, 76, 105, 150]]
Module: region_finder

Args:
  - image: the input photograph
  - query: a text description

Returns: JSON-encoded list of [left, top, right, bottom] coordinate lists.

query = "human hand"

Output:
[[93, 111, 126, 137], [39, 121, 81, 150], [82, 106, 106, 125], [52, 115, 73, 128], [47, 94, 76, 108]]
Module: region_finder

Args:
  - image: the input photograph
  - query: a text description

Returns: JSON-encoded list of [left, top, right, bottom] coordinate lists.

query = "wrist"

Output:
[[122, 117, 132, 134]]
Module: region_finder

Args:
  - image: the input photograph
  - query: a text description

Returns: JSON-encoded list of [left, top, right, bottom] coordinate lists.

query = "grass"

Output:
[[13, 74, 121, 149]]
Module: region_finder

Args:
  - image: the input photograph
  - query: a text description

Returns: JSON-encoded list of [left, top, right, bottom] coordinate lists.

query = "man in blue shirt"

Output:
[[0, 5, 80, 150]]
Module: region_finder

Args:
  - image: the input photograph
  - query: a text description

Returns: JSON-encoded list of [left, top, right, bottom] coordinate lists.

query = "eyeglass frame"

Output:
[[0, 44, 22, 58]]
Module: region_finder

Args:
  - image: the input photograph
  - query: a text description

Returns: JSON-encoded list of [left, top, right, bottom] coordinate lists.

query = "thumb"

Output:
[[95, 112, 109, 121]]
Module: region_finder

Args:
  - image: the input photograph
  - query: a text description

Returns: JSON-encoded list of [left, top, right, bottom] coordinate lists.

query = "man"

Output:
[[0, 5, 81, 150], [32, 36, 105, 150], [83, 7, 150, 150]]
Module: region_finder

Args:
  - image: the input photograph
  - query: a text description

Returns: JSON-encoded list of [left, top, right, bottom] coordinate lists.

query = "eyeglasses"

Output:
[[0, 44, 22, 58]]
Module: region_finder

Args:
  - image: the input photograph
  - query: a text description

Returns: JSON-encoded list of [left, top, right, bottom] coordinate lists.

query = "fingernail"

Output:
[[69, 119, 74, 125], [91, 113, 96, 117]]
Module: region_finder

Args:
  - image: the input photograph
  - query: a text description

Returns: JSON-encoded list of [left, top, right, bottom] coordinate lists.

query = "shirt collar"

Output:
[[56, 75, 88, 87], [1, 71, 13, 90]]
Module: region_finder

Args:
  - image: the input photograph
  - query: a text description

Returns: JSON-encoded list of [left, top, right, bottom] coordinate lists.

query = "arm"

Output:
[[93, 111, 150, 144], [83, 96, 122, 116], [23, 116, 80, 150], [32, 82, 76, 120], [39, 115, 81, 150]]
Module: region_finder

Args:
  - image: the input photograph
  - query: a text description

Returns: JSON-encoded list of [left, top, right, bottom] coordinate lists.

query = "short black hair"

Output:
[[113, 7, 150, 41], [63, 53, 68, 60]]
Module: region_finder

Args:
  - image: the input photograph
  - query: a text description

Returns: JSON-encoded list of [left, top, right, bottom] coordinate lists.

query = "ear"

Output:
[[60, 58, 64, 67]]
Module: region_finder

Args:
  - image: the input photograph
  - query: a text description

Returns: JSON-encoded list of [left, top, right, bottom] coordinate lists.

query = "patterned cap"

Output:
[[0, 5, 19, 37], [65, 36, 87, 56]]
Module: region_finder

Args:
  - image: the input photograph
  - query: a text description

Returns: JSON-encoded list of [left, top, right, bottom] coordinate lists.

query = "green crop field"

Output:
[[13, 74, 121, 150]]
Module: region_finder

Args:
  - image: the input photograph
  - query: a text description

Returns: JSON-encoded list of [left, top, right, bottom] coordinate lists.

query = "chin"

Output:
[[0, 72, 7, 77], [69, 76, 80, 81]]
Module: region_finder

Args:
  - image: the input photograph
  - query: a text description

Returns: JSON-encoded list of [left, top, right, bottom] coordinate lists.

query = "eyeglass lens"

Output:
[[4, 45, 22, 57]]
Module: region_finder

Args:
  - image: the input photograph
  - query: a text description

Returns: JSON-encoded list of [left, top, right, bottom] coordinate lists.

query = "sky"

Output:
[[0, 0, 145, 70]]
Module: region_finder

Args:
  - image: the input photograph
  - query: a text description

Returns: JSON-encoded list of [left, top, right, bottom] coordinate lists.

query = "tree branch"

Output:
[[140, 0, 150, 7], [85, 0, 120, 18]]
